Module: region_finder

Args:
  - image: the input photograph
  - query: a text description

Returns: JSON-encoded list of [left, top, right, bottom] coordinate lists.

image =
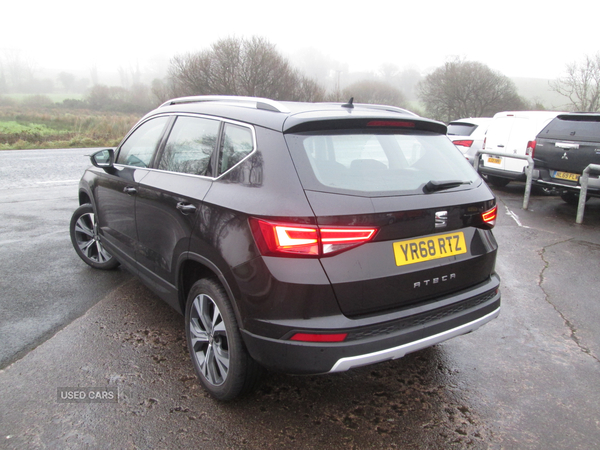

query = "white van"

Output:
[[479, 111, 563, 187]]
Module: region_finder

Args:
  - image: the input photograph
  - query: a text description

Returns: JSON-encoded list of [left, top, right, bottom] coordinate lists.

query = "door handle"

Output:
[[123, 186, 137, 195], [176, 202, 197, 215]]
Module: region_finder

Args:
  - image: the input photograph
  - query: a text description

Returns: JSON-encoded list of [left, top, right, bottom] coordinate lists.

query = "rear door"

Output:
[[502, 117, 532, 173], [134, 115, 220, 304], [482, 115, 513, 172]]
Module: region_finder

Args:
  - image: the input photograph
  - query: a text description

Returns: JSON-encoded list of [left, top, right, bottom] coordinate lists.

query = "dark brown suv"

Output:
[[70, 96, 501, 400]]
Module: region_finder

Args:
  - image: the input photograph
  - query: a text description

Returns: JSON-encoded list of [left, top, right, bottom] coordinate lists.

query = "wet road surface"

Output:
[[1, 151, 600, 449]]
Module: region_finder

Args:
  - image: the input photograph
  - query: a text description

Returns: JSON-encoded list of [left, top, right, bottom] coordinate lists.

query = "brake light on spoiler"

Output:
[[367, 120, 415, 128], [250, 218, 378, 257]]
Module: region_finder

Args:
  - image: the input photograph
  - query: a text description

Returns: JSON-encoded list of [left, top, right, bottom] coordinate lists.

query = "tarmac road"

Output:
[[0, 148, 131, 368], [1, 150, 599, 449]]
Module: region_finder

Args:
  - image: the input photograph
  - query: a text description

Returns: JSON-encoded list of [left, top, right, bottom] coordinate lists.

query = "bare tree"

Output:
[[166, 36, 325, 101], [342, 80, 406, 107], [417, 59, 525, 122], [550, 54, 600, 112]]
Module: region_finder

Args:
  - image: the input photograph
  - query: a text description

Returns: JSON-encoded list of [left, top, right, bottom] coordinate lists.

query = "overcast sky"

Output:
[[2, 0, 599, 81]]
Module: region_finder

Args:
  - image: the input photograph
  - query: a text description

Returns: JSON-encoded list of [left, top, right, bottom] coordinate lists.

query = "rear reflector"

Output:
[[367, 120, 415, 128], [249, 218, 377, 257], [290, 333, 348, 342]]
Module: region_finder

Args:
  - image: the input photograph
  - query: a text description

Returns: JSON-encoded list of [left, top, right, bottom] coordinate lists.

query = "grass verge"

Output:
[[0, 106, 141, 150]]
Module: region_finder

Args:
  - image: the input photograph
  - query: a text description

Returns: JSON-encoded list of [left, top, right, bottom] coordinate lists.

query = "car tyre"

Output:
[[70, 203, 120, 270], [560, 191, 588, 206], [185, 278, 261, 401], [486, 175, 510, 188]]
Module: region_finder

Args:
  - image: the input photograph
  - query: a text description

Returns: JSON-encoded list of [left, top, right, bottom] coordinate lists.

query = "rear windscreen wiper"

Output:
[[423, 180, 472, 193]]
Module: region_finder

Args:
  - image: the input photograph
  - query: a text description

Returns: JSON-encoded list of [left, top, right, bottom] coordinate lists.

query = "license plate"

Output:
[[393, 232, 467, 266], [488, 157, 502, 164], [551, 171, 579, 182]]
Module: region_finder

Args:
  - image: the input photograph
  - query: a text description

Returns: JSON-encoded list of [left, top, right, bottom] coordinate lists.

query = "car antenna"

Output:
[[341, 97, 354, 109]]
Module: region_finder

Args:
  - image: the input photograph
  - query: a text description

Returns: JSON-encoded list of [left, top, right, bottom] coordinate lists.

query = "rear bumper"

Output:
[[241, 275, 501, 374], [478, 165, 526, 181], [533, 168, 600, 195], [330, 307, 499, 372]]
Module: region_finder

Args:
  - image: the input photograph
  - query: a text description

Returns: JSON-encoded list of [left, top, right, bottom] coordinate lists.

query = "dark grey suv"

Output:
[[532, 113, 600, 204], [70, 96, 501, 400]]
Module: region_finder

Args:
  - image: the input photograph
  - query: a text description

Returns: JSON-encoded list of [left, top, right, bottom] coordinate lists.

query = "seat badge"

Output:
[[435, 211, 448, 228]]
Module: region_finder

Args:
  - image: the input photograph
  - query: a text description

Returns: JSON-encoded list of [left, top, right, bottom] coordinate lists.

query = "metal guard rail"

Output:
[[475, 150, 534, 210], [577, 164, 600, 224]]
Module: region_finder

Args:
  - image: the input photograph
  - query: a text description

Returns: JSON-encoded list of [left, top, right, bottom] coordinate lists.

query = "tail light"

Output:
[[526, 140, 536, 157], [249, 218, 377, 258], [481, 205, 497, 228], [452, 140, 474, 147], [482, 137, 487, 150]]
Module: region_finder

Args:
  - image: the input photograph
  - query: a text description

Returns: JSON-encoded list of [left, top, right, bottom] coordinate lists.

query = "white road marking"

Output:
[[504, 204, 530, 228], [35, 180, 80, 184]]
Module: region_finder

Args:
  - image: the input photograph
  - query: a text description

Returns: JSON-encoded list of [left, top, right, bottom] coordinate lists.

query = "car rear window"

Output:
[[538, 115, 600, 141], [285, 130, 479, 196], [447, 123, 477, 136]]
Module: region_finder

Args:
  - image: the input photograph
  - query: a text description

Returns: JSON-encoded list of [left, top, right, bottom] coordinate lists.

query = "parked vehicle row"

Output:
[[477, 111, 563, 187], [448, 111, 600, 205]]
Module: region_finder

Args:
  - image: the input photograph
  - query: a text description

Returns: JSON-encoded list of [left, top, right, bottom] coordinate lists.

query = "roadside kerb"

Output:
[[476, 150, 534, 210], [576, 163, 600, 224]]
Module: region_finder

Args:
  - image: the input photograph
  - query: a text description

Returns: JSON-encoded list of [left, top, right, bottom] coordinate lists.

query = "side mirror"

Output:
[[90, 149, 115, 172]]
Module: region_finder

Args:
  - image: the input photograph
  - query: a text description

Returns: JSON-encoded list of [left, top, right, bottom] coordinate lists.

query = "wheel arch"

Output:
[[177, 252, 242, 323], [78, 189, 92, 206]]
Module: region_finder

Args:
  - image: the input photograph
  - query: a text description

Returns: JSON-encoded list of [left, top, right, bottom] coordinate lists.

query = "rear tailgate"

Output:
[[284, 118, 497, 318], [307, 190, 497, 317], [535, 114, 600, 182], [536, 137, 600, 181]]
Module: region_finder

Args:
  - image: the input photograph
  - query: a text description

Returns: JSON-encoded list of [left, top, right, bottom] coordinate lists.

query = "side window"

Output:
[[158, 116, 220, 176], [218, 123, 254, 176], [116, 116, 169, 167]]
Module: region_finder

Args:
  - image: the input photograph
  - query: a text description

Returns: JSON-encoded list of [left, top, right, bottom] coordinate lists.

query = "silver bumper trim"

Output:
[[329, 307, 500, 373]]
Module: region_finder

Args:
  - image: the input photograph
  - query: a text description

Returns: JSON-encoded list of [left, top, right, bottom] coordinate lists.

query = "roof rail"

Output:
[[159, 95, 290, 113]]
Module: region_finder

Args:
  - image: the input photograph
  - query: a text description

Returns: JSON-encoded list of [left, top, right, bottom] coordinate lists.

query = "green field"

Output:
[[0, 106, 141, 150]]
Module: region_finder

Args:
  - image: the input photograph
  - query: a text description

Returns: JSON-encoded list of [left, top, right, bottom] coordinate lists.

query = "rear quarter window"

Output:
[[286, 131, 479, 196]]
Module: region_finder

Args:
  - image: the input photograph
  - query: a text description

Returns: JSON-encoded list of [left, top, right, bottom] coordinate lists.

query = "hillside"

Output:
[[512, 77, 570, 111]]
